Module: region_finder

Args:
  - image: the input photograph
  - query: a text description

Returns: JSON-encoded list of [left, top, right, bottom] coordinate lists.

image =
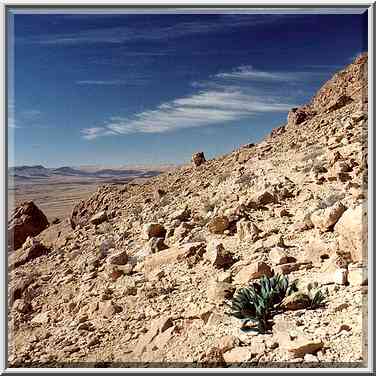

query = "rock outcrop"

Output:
[[8, 201, 49, 250]]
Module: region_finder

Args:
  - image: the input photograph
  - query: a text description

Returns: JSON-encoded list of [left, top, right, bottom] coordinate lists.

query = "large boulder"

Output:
[[192, 152, 206, 167], [8, 201, 49, 251], [334, 203, 367, 262]]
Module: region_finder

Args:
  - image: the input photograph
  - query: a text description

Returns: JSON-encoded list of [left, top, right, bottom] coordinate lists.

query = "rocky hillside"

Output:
[[8, 53, 368, 368]]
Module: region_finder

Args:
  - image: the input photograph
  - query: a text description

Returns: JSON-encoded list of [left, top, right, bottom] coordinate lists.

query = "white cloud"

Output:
[[79, 62, 335, 140], [81, 88, 294, 139], [215, 65, 325, 82], [81, 127, 117, 140]]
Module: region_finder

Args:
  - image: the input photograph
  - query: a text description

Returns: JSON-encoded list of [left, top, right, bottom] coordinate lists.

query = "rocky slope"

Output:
[[8, 53, 368, 368]]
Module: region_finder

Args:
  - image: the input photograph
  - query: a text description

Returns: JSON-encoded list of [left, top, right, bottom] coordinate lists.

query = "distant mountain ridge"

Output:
[[8, 164, 164, 180]]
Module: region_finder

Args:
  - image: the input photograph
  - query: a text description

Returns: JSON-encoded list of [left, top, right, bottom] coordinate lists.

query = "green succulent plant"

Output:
[[228, 275, 328, 333], [307, 283, 328, 309], [228, 274, 298, 333]]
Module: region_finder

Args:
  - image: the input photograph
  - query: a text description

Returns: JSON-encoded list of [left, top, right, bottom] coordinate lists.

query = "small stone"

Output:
[[213, 335, 238, 353], [223, 347, 253, 363], [276, 208, 290, 217], [87, 335, 99, 347], [31, 311, 50, 324], [269, 247, 292, 265], [171, 206, 191, 221], [207, 216, 230, 234], [90, 211, 108, 225], [333, 268, 348, 285], [273, 262, 301, 275], [12, 299, 32, 314], [337, 324, 351, 334], [216, 271, 232, 283], [207, 280, 235, 304], [347, 266, 368, 286], [304, 353, 319, 363], [99, 300, 122, 318], [77, 322, 91, 331], [147, 237, 169, 253], [236, 220, 262, 242], [255, 190, 276, 206], [287, 338, 324, 357], [250, 341, 266, 356], [280, 292, 311, 311], [234, 262, 273, 285], [141, 223, 166, 240], [205, 240, 235, 268], [106, 249, 128, 265]]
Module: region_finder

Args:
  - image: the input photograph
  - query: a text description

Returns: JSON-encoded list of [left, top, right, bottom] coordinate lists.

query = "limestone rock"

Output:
[[347, 265, 368, 286], [286, 338, 324, 358], [236, 220, 262, 242], [14, 237, 49, 268], [280, 292, 311, 311], [269, 247, 293, 265], [334, 203, 367, 262], [234, 262, 273, 285], [8, 201, 49, 250], [222, 347, 253, 363], [144, 242, 205, 273], [310, 201, 346, 232], [192, 152, 206, 167]]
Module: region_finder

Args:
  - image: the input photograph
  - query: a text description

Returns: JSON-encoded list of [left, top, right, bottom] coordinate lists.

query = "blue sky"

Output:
[[8, 10, 368, 167]]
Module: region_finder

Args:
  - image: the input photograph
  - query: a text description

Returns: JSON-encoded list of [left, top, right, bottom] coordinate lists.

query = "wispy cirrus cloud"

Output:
[[20, 15, 286, 46], [81, 127, 118, 140], [215, 65, 327, 82], [81, 79, 295, 140], [80, 63, 332, 140], [8, 106, 44, 129], [77, 80, 130, 86]]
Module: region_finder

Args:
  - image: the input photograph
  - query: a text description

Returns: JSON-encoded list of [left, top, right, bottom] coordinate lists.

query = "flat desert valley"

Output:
[[8, 165, 174, 222]]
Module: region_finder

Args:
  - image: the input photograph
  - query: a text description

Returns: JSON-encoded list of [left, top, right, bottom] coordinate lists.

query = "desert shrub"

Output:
[[228, 274, 327, 333]]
